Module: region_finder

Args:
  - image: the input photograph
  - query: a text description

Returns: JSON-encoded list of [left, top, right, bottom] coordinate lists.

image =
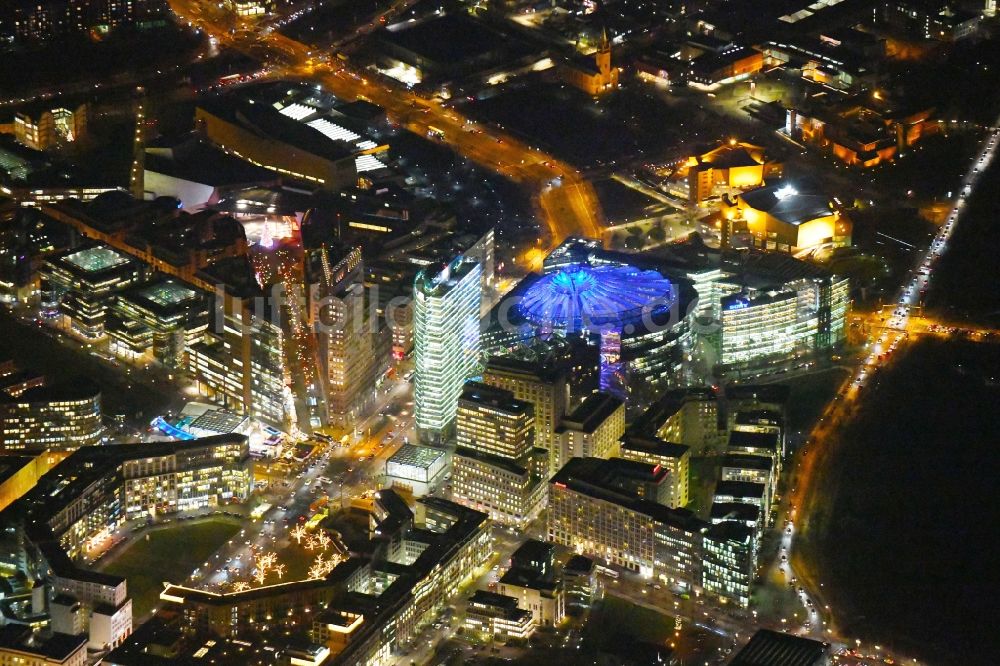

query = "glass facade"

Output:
[[413, 257, 483, 442]]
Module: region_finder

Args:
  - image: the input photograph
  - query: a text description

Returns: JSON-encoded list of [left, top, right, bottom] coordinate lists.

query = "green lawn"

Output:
[[98, 518, 241, 618], [582, 594, 675, 649]]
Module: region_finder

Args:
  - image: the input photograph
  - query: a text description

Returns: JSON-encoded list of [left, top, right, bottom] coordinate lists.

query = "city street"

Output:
[[167, 0, 604, 252]]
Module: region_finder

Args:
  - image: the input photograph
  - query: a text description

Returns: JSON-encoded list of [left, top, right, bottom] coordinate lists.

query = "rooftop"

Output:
[[62, 245, 130, 273], [729, 629, 830, 666], [468, 589, 521, 611], [710, 502, 761, 523], [714, 480, 767, 500], [136, 279, 198, 308], [388, 444, 447, 470], [0, 379, 100, 406], [0, 626, 85, 661], [559, 392, 623, 434], [704, 520, 754, 544], [620, 435, 691, 460], [516, 263, 676, 332], [739, 183, 834, 226], [721, 453, 774, 472], [724, 383, 791, 404], [728, 430, 780, 452], [459, 381, 533, 416]]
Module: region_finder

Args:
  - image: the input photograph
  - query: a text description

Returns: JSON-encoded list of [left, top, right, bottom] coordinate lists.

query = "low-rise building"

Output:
[[721, 182, 852, 253], [497, 540, 564, 628], [729, 629, 831, 665], [498, 568, 563, 629], [562, 555, 598, 611], [385, 444, 449, 497], [0, 625, 87, 666], [464, 590, 535, 641]]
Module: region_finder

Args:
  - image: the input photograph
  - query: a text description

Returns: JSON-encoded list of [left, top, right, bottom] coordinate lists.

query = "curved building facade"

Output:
[[490, 245, 698, 402]]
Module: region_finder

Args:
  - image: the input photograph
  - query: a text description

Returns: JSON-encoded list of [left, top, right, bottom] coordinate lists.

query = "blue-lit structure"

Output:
[[515, 264, 676, 333], [484, 239, 699, 402]]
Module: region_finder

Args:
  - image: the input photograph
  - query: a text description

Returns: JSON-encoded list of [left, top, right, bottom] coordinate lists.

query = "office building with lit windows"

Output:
[[452, 383, 546, 527], [0, 380, 102, 453], [312, 245, 391, 427], [481, 357, 569, 464], [413, 256, 483, 443], [719, 274, 849, 370], [630, 387, 724, 455], [702, 521, 756, 608], [548, 457, 703, 588], [186, 285, 287, 426], [619, 435, 691, 509], [43, 245, 144, 340], [0, 435, 251, 652], [456, 382, 534, 460], [110, 278, 208, 367], [554, 392, 625, 475], [463, 591, 535, 641]]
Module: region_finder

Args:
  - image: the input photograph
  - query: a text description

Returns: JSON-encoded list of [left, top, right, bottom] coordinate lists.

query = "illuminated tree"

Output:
[[308, 554, 330, 580], [290, 524, 308, 544], [313, 530, 332, 552]]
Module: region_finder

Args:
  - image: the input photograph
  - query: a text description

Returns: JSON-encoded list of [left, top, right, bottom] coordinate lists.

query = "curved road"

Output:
[[782, 116, 1000, 659], [168, 0, 603, 249]]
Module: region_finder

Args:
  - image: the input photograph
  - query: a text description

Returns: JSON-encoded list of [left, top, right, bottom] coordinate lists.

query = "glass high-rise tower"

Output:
[[414, 256, 483, 443]]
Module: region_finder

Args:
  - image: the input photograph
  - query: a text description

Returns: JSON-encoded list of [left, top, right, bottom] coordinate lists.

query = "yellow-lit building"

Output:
[[679, 141, 783, 204], [547, 457, 703, 586], [463, 591, 535, 641], [481, 358, 569, 461], [226, 0, 273, 17], [721, 182, 851, 253], [0, 451, 69, 512], [0, 625, 86, 666], [452, 382, 546, 527], [618, 435, 691, 508], [12, 103, 88, 152], [788, 95, 937, 168], [554, 392, 624, 475], [561, 31, 620, 96]]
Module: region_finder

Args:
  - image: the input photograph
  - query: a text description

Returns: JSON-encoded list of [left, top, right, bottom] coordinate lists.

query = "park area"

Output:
[[98, 517, 241, 618]]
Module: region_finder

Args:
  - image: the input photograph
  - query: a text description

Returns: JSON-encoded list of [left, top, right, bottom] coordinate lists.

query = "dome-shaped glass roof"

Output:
[[515, 263, 675, 332]]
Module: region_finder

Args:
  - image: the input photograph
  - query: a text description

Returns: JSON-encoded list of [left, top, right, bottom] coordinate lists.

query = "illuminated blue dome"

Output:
[[516, 263, 676, 333]]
